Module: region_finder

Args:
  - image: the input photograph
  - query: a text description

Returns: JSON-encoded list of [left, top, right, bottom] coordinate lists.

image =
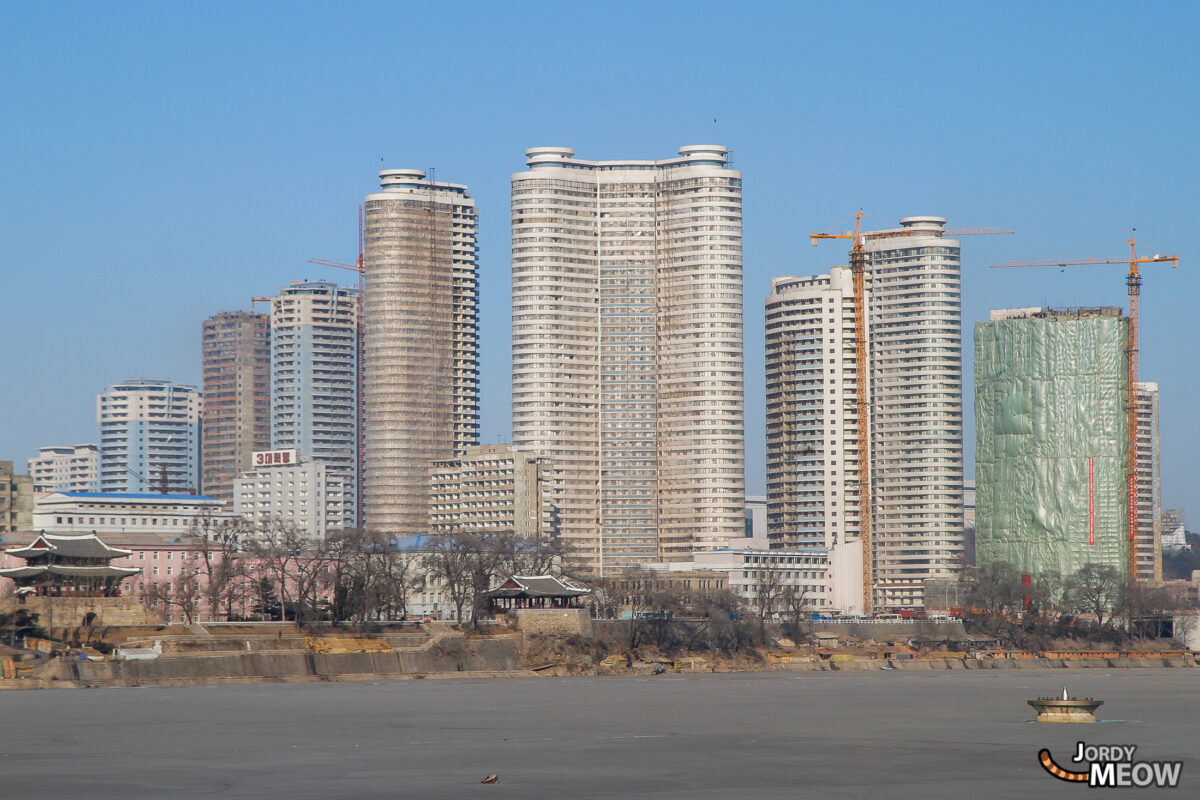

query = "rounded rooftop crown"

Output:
[[378, 168, 427, 189], [899, 216, 947, 231], [524, 145, 729, 168]]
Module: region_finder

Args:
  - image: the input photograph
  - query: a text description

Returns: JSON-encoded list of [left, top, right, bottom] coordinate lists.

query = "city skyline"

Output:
[[2, 3, 1198, 520]]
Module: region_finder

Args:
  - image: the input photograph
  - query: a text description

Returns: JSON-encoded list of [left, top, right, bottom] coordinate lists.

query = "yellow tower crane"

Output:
[[991, 239, 1180, 582], [811, 213, 1013, 614]]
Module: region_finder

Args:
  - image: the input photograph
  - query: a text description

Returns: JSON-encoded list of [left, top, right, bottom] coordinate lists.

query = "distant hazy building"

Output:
[[98, 379, 201, 494], [429, 445, 559, 543], [743, 495, 768, 543], [1, 461, 34, 532], [651, 548, 832, 611], [975, 307, 1129, 577], [200, 310, 270, 504], [1161, 508, 1187, 551], [511, 145, 744, 574], [269, 281, 358, 529], [363, 169, 479, 537], [27, 444, 98, 493], [1134, 382, 1162, 580], [32, 491, 229, 535], [233, 449, 350, 540]]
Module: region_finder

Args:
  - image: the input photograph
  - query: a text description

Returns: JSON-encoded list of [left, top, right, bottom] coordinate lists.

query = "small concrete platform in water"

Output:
[[1029, 687, 1104, 722]]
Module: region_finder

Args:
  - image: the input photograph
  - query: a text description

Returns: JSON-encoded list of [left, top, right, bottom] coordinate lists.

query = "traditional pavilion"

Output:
[[484, 575, 591, 615], [0, 533, 140, 597]]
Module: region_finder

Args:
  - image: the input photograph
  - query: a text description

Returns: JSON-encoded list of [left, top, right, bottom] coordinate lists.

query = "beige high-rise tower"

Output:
[[363, 169, 479, 536], [200, 310, 270, 503], [512, 145, 745, 575]]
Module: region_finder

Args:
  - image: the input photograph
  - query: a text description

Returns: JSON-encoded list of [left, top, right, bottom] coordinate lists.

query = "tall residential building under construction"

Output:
[[200, 310, 270, 503], [269, 281, 359, 529], [511, 145, 744, 575], [1134, 382, 1162, 581], [362, 169, 479, 537], [766, 217, 964, 611], [975, 307, 1129, 578]]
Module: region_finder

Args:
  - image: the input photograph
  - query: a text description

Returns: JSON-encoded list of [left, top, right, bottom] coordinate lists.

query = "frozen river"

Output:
[[1, 669, 1197, 798]]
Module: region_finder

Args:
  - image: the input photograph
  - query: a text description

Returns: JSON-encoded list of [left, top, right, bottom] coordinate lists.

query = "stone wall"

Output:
[[0, 597, 156, 627], [510, 608, 592, 637]]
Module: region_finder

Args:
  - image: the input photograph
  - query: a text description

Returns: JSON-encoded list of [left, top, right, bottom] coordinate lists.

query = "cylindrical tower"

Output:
[[362, 169, 479, 537]]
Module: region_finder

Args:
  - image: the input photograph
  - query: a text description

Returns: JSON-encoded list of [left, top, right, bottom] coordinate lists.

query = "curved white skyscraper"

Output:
[[512, 146, 744, 575]]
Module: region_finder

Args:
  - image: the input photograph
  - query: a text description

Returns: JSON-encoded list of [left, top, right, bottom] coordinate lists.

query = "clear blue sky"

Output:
[[3, 1, 1197, 521]]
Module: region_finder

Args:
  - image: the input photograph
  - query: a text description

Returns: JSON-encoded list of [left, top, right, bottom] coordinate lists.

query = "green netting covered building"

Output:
[[974, 307, 1129, 578]]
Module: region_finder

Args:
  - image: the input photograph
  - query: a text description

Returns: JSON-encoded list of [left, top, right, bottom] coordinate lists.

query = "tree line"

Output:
[[140, 513, 566, 626], [960, 561, 1191, 648]]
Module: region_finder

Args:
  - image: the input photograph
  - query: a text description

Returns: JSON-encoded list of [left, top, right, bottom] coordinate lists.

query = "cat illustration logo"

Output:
[[1038, 743, 1182, 788]]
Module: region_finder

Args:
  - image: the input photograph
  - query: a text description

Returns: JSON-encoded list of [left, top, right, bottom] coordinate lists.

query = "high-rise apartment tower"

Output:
[[765, 268, 864, 612], [97, 378, 201, 494], [512, 146, 744, 574], [1134, 382, 1162, 581], [269, 280, 359, 529], [766, 218, 964, 611], [363, 170, 479, 537], [975, 307, 1129, 578], [200, 310, 270, 503]]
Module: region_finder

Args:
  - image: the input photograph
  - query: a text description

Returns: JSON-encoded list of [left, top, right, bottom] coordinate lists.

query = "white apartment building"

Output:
[[651, 548, 832, 612], [429, 445, 559, 543], [28, 444, 99, 493], [766, 218, 964, 611], [1135, 382, 1162, 580], [512, 145, 744, 575], [363, 169, 479, 537], [765, 268, 865, 612], [233, 449, 351, 540], [866, 219, 964, 609], [31, 491, 231, 535], [98, 379, 201, 494], [270, 281, 359, 529]]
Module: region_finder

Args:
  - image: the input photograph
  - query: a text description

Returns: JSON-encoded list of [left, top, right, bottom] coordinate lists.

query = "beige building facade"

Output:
[[28, 444, 98, 493], [429, 445, 559, 544], [1, 461, 33, 533], [201, 310, 270, 504], [363, 170, 479, 537], [512, 146, 744, 575]]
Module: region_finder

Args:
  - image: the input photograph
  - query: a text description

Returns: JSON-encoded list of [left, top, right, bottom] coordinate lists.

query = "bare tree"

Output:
[[965, 561, 1024, 616], [186, 510, 252, 621], [424, 533, 476, 624], [142, 570, 202, 624], [751, 566, 785, 638], [246, 520, 334, 625], [779, 584, 811, 640], [1063, 563, 1123, 627]]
